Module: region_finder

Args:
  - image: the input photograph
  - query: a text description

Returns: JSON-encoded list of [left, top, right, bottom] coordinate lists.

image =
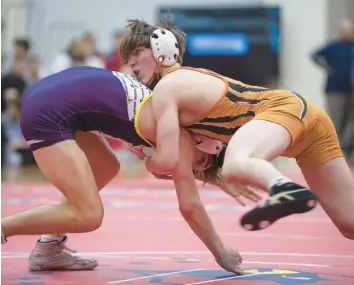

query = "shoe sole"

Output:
[[240, 196, 317, 231], [28, 261, 98, 271]]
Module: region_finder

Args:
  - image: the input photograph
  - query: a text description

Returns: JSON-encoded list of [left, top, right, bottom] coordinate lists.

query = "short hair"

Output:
[[120, 16, 186, 64], [14, 38, 30, 52]]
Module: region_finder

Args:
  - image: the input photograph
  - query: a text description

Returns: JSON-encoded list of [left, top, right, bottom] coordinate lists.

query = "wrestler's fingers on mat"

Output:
[[245, 186, 263, 202], [234, 266, 245, 275], [217, 262, 244, 275], [235, 196, 246, 207], [224, 184, 261, 204], [221, 184, 247, 206]]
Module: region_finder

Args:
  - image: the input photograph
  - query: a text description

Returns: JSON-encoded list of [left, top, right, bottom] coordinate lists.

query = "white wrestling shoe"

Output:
[[28, 236, 98, 271]]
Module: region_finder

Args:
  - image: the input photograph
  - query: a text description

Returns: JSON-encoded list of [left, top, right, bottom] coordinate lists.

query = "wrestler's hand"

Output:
[[145, 157, 172, 176], [145, 153, 176, 176], [215, 246, 244, 274], [150, 172, 173, 180], [221, 183, 262, 206]]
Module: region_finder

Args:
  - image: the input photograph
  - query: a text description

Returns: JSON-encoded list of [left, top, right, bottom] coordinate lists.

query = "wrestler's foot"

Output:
[[28, 236, 98, 271], [240, 182, 317, 231]]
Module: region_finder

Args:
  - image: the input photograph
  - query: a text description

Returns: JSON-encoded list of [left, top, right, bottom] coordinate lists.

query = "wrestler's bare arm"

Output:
[[150, 78, 180, 174], [172, 127, 225, 257]]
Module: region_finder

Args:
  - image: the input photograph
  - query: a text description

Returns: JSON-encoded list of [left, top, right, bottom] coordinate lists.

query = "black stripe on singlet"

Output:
[[187, 124, 241, 136], [200, 111, 255, 123], [225, 92, 267, 105], [225, 82, 269, 105], [292, 92, 307, 120], [229, 82, 270, 93]]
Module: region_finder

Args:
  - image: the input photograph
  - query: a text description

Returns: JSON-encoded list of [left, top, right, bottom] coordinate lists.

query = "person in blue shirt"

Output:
[[312, 20, 354, 158]]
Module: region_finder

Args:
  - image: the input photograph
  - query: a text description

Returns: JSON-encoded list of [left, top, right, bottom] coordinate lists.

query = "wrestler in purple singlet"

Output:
[[20, 66, 151, 150]]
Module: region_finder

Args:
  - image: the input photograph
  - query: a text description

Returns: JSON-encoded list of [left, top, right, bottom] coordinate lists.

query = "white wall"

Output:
[[328, 0, 354, 39], [328, 0, 348, 39], [2, 0, 29, 54], [347, 0, 354, 20]]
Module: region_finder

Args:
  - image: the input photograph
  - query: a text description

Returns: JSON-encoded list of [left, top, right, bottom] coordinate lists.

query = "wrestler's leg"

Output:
[[39, 132, 119, 238], [28, 132, 120, 271], [56, 131, 120, 206], [296, 111, 354, 239], [2, 139, 104, 237], [221, 119, 316, 230], [222, 119, 291, 190], [302, 157, 354, 239]]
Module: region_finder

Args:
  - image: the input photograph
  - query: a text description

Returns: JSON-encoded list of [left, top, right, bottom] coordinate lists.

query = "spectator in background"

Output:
[[2, 38, 31, 74], [69, 40, 89, 67], [49, 37, 103, 75], [2, 121, 8, 167], [1, 59, 27, 112], [27, 55, 43, 84], [105, 30, 125, 71], [312, 19, 354, 158], [2, 88, 31, 166], [82, 31, 105, 67]]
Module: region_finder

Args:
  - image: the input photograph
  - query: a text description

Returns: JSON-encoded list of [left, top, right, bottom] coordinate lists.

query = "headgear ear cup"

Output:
[[144, 28, 180, 89], [192, 134, 223, 156], [150, 28, 179, 67]]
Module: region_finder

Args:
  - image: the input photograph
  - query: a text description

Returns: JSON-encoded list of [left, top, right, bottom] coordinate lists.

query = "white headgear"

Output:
[[150, 28, 180, 67], [192, 134, 223, 156]]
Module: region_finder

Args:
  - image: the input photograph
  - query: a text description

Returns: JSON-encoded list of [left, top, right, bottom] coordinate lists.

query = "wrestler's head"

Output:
[[120, 17, 186, 89], [193, 148, 213, 172]]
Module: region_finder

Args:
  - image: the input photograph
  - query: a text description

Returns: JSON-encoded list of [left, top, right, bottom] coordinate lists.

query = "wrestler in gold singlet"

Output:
[[121, 18, 354, 241], [163, 66, 343, 171]]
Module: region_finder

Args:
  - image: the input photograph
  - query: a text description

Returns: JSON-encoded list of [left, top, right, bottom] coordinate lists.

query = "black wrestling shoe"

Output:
[[240, 182, 317, 231]]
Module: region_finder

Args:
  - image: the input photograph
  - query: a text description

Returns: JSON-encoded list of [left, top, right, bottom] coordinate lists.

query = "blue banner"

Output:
[[187, 33, 249, 55]]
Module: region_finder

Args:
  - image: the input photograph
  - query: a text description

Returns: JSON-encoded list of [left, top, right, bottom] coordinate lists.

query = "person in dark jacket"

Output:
[[312, 20, 354, 157]]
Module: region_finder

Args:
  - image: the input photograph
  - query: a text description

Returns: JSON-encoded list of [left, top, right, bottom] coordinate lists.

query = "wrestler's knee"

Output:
[[221, 158, 250, 184], [341, 231, 354, 240], [336, 221, 354, 240], [74, 203, 104, 232]]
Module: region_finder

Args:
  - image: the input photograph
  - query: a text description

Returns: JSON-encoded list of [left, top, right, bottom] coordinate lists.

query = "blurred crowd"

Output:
[[1, 20, 354, 168], [1, 30, 127, 167]]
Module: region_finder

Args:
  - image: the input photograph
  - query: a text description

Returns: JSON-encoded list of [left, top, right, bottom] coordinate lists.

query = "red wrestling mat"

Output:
[[2, 177, 354, 285]]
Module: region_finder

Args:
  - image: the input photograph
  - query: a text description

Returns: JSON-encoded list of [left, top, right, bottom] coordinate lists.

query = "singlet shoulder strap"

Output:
[[163, 66, 216, 76], [134, 94, 155, 148]]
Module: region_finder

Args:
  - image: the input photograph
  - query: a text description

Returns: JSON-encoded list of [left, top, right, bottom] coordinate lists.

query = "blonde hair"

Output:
[[120, 16, 186, 64]]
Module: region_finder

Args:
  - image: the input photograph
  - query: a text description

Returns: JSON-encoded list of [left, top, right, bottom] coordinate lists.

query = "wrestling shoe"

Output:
[[28, 236, 98, 271], [240, 182, 317, 231]]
